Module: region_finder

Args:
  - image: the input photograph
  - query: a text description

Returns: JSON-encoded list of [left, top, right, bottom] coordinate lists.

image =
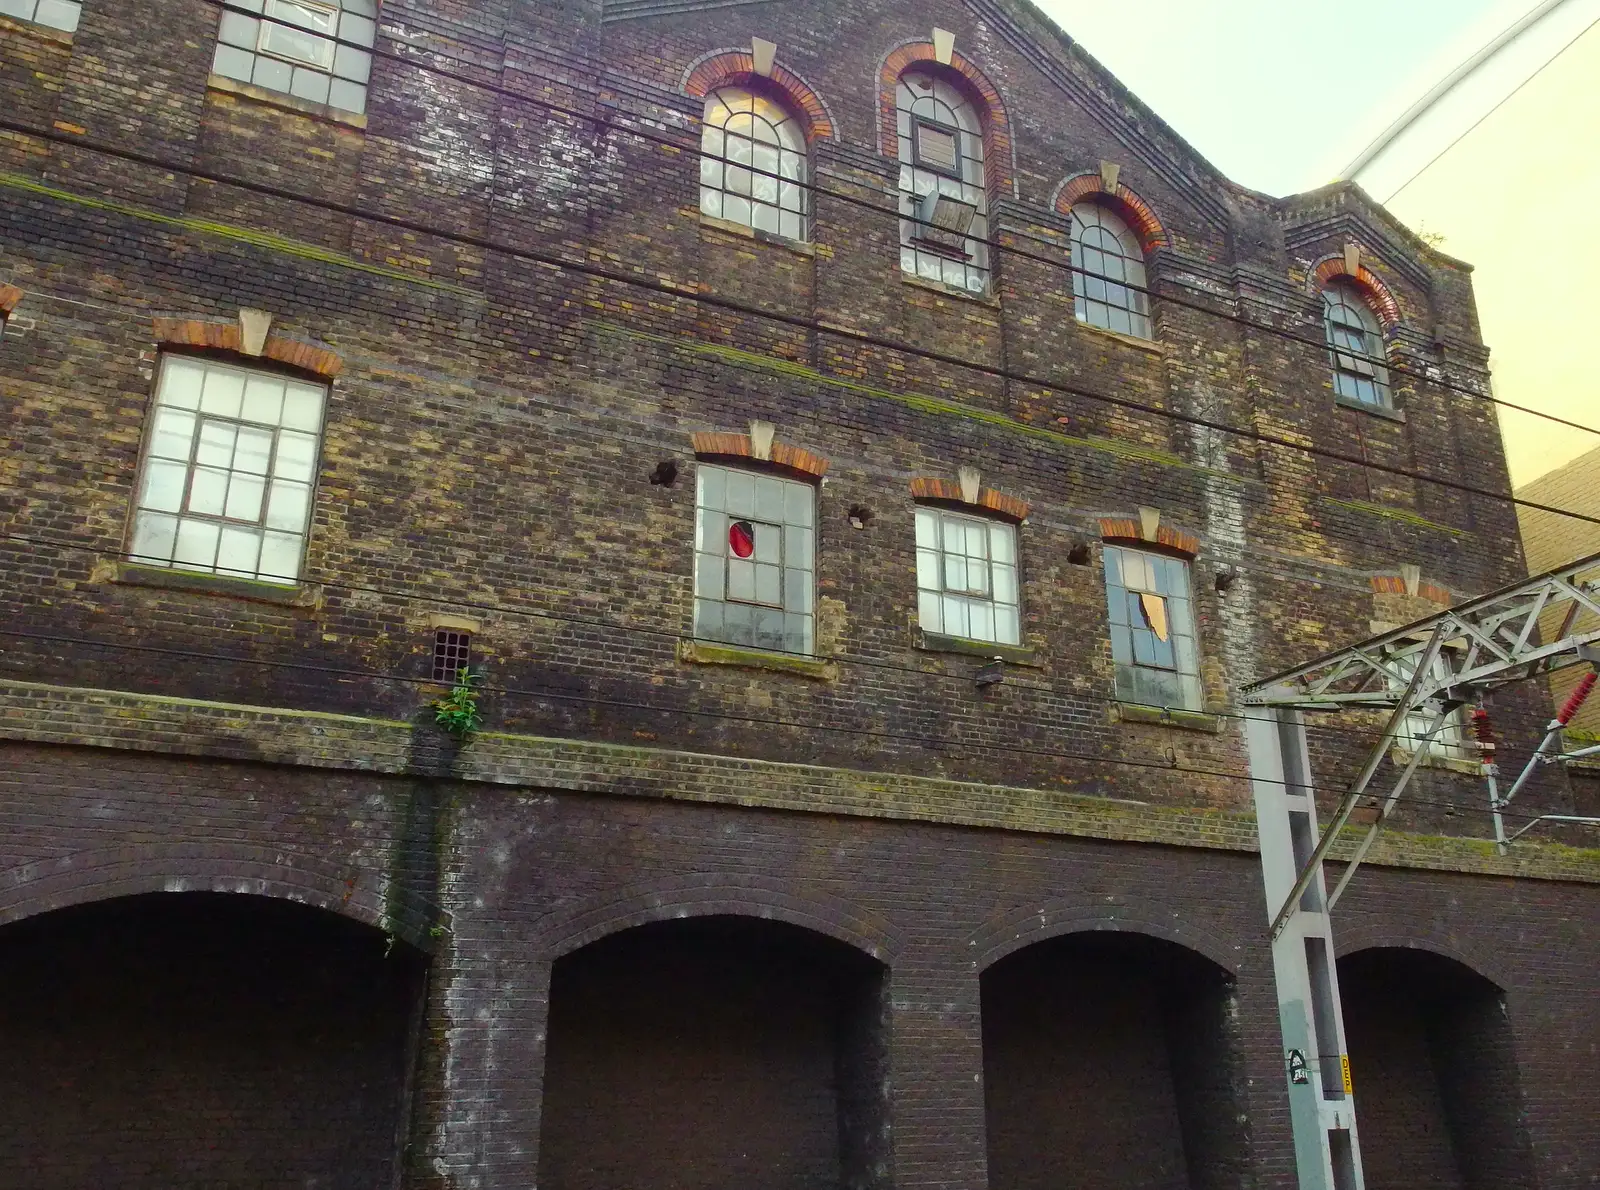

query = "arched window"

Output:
[[1070, 203, 1151, 339], [896, 69, 988, 294], [699, 87, 808, 243], [1323, 281, 1391, 407], [211, 0, 377, 115]]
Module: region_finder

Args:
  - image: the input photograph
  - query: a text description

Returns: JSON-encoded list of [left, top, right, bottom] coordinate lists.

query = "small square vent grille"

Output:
[[432, 630, 472, 682]]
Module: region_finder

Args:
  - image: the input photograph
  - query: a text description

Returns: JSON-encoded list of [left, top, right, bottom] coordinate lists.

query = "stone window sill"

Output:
[[0, 13, 73, 44], [99, 559, 323, 609], [1075, 319, 1164, 355], [695, 212, 817, 257], [1110, 701, 1222, 733], [206, 74, 368, 130], [1335, 395, 1406, 423], [901, 273, 998, 307], [677, 638, 836, 681], [1390, 747, 1480, 776], [916, 631, 1040, 667]]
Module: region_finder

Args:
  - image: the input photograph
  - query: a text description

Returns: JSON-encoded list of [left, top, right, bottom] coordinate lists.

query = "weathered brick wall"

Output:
[[2, 0, 1598, 1185]]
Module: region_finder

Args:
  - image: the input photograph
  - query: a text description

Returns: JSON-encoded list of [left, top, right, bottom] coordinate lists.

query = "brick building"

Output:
[[1, 0, 1596, 1188]]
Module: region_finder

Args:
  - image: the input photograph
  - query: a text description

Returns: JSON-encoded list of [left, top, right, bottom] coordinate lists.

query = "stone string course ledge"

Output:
[[2, 680, 1597, 884]]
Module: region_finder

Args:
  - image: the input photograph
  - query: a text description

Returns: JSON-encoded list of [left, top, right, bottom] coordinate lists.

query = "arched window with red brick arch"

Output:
[[1070, 203, 1151, 338], [684, 50, 834, 245], [699, 87, 809, 241], [896, 67, 991, 294], [1322, 279, 1392, 408]]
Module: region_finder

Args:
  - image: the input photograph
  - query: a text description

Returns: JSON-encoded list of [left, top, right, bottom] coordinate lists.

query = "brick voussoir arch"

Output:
[[535, 874, 901, 964], [1310, 255, 1403, 328], [1054, 172, 1169, 253], [0, 842, 444, 952], [877, 39, 1015, 197], [1333, 923, 1512, 993], [969, 895, 1243, 975], [682, 48, 836, 142]]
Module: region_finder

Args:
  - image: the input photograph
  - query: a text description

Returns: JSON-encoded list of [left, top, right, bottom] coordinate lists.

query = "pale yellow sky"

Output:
[[1380, 22, 1600, 487]]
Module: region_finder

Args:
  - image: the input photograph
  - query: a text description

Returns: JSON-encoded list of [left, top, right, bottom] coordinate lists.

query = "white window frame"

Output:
[[1070, 202, 1153, 340], [1103, 544, 1203, 711], [699, 86, 809, 243], [128, 355, 327, 585], [896, 69, 989, 294], [914, 507, 1020, 647], [693, 464, 816, 655], [257, 0, 338, 69], [1323, 281, 1392, 408], [210, 0, 376, 114]]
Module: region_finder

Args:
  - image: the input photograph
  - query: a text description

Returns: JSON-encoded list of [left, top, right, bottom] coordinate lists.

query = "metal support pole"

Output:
[[1505, 814, 1600, 845], [1269, 624, 1447, 939]]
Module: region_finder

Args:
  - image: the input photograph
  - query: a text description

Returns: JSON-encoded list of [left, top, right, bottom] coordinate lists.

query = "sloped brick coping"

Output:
[[0, 284, 21, 315], [1098, 517, 1199, 557], [1310, 255, 1402, 328], [690, 431, 828, 479], [909, 477, 1029, 521], [151, 316, 343, 378], [877, 41, 1015, 198], [1053, 173, 1169, 254], [682, 50, 835, 143]]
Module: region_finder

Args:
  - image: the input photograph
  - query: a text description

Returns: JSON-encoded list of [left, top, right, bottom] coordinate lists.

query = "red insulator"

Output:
[[1558, 672, 1597, 725], [1470, 708, 1496, 749]]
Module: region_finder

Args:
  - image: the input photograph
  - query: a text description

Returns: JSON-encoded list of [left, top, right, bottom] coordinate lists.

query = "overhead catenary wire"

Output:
[[151, 0, 1600, 442], [3, 114, 1599, 537]]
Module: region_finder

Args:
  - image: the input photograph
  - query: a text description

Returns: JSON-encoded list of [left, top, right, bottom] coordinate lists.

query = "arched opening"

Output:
[[0, 892, 425, 1187], [981, 930, 1247, 1190], [1339, 947, 1535, 1190], [538, 915, 890, 1190]]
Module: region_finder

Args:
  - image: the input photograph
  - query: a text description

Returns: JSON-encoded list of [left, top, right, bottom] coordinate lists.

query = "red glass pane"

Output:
[[729, 520, 755, 559]]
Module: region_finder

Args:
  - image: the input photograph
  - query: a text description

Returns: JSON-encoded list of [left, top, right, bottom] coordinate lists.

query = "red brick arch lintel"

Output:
[[1312, 256, 1403, 328], [1055, 173, 1168, 253], [152, 316, 344, 379], [878, 42, 1014, 198], [1098, 517, 1200, 558], [910, 477, 1029, 522], [683, 51, 835, 142]]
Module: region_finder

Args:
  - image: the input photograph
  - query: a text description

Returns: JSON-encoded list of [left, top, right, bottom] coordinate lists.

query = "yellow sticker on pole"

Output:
[[1340, 1054, 1353, 1094]]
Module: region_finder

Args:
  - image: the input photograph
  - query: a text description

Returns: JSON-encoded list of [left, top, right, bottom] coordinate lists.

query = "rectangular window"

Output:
[[129, 356, 326, 585], [0, 0, 82, 33], [1104, 544, 1202, 710], [915, 507, 1020, 646], [694, 465, 815, 655], [913, 121, 961, 175], [1390, 650, 1468, 761], [211, 0, 376, 114]]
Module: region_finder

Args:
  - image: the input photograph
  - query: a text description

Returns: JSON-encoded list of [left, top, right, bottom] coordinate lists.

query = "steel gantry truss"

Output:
[[1242, 550, 1600, 939]]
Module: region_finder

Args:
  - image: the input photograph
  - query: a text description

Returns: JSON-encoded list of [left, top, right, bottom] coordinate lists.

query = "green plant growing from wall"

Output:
[[433, 667, 483, 740]]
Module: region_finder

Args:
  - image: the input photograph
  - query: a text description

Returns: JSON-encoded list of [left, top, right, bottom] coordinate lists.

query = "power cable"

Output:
[[2, 114, 1598, 534], [1382, 13, 1600, 203], [163, 0, 1600, 441]]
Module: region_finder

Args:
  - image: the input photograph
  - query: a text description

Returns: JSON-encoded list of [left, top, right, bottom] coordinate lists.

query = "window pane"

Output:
[[218, 9, 259, 46], [995, 605, 1020, 646], [917, 548, 941, 591], [216, 526, 263, 576], [752, 521, 781, 564], [194, 420, 237, 468], [274, 431, 319, 483], [784, 482, 812, 528], [725, 470, 754, 515], [159, 359, 206, 409], [265, 480, 311, 532], [129, 511, 178, 565], [784, 569, 813, 614], [234, 426, 274, 475], [281, 382, 325, 432], [240, 374, 285, 424], [786, 525, 813, 570], [727, 558, 756, 602], [992, 563, 1016, 605], [259, 530, 303, 583], [969, 601, 995, 643], [695, 551, 724, 599], [990, 524, 1015, 564], [327, 78, 367, 114], [918, 590, 942, 633], [173, 518, 221, 570], [225, 472, 267, 521], [148, 408, 197, 461], [755, 563, 781, 606], [915, 508, 938, 549], [698, 465, 725, 511], [200, 367, 246, 419], [942, 595, 968, 640], [694, 598, 724, 639], [214, 43, 256, 81], [188, 467, 229, 516]]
